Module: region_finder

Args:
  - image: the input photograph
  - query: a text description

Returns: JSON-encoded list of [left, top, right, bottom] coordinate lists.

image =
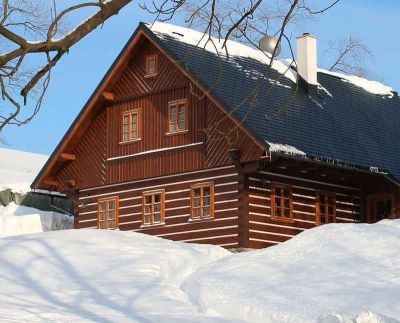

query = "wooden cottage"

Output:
[[32, 22, 400, 249]]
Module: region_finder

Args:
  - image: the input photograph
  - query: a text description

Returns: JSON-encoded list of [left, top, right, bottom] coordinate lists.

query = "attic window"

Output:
[[145, 54, 158, 77], [122, 109, 141, 142], [167, 99, 187, 134]]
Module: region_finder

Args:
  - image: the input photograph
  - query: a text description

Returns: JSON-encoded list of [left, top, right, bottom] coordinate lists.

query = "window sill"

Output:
[[188, 217, 214, 223], [165, 130, 189, 136], [144, 73, 158, 78], [140, 223, 165, 229], [119, 138, 142, 145], [270, 217, 295, 224]]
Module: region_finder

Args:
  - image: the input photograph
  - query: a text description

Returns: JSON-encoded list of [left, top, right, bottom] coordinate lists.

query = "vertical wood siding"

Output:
[[57, 110, 107, 190], [247, 171, 361, 249], [113, 39, 188, 99]]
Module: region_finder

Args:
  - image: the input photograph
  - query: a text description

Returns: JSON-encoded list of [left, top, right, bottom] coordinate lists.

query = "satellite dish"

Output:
[[259, 35, 281, 56]]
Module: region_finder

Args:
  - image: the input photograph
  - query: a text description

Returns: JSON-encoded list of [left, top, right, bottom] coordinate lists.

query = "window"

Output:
[[98, 197, 118, 229], [122, 109, 141, 142], [191, 182, 214, 220], [168, 100, 187, 133], [316, 192, 336, 225], [142, 190, 165, 226], [145, 54, 158, 76], [271, 183, 293, 222]]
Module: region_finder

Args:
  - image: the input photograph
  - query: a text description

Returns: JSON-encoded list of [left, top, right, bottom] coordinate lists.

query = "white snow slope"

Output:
[[1, 221, 400, 322], [0, 202, 73, 238], [0, 148, 48, 193], [183, 221, 400, 322], [0, 230, 230, 322]]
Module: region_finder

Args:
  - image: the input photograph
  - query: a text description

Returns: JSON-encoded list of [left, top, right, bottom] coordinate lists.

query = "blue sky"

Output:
[[1, 0, 399, 155]]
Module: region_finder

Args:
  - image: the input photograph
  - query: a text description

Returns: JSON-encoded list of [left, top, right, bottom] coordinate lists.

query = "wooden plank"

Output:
[[59, 153, 76, 161]]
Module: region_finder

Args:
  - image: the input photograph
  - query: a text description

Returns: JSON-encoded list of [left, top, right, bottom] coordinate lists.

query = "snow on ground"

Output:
[[0, 229, 230, 322], [0, 202, 73, 238], [149, 22, 298, 83], [0, 148, 48, 193], [1, 221, 400, 322], [182, 220, 400, 322]]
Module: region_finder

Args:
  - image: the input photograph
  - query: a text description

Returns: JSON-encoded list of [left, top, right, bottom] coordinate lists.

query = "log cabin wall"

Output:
[[247, 171, 361, 249], [76, 165, 239, 248]]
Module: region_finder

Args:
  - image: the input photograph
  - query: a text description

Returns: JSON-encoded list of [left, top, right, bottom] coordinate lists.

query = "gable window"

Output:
[[98, 197, 118, 229], [142, 190, 165, 226], [271, 183, 293, 222], [191, 182, 214, 220], [122, 109, 141, 142], [145, 54, 158, 76], [316, 192, 336, 225], [168, 99, 187, 134]]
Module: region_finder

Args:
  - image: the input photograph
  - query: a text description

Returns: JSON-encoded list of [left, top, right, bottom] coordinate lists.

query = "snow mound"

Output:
[[318, 311, 399, 323], [0, 202, 73, 238], [0, 229, 230, 322], [318, 69, 394, 97], [149, 21, 297, 83], [0, 148, 48, 193], [182, 221, 400, 322]]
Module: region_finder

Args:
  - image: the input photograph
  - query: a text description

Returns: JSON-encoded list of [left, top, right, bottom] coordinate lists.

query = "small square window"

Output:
[[146, 54, 158, 76]]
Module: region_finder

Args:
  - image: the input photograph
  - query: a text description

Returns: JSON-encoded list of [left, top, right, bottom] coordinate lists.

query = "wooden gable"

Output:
[[34, 26, 265, 192]]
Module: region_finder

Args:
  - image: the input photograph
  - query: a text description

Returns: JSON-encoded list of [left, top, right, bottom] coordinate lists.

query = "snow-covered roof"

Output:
[[318, 68, 395, 97], [150, 22, 396, 97], [149, 22, 298, 83], [0, 148, 48, 193]]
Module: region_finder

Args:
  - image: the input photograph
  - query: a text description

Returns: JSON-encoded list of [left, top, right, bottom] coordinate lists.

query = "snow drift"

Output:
[[0, 229, 229, 322], [0, 148, 48, 193], [183, 220, 400, 322], [0, 202, 73, 238]]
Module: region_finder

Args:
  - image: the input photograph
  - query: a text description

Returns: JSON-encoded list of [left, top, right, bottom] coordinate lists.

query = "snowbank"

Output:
[[0, 202, 73, 238], [0, 229, 229, 322], [0, 148, 48, 193], [183, 221, 400, 322], [149, 22, 297, 83]]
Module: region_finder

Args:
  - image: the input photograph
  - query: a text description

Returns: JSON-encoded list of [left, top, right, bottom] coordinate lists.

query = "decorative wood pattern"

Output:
[[113, 39, 187, 99], [57, 110, 107, 190]]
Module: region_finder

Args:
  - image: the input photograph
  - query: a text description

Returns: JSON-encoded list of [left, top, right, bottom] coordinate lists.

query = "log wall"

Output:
[[247, 171, 361, 249], [76, 165, 239, 248]]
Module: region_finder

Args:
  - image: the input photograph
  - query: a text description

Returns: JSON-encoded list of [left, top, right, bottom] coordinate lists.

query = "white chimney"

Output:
[[296, 33, 318, 85]]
